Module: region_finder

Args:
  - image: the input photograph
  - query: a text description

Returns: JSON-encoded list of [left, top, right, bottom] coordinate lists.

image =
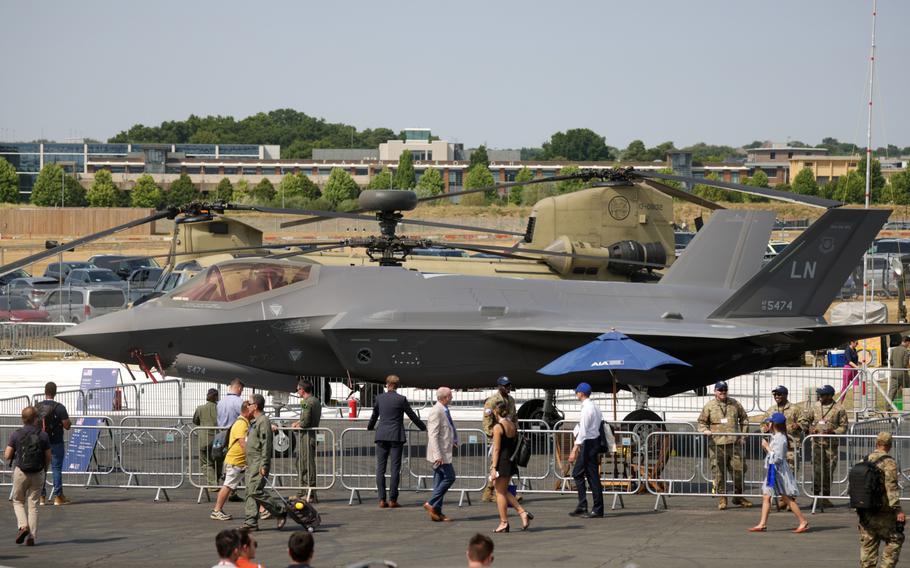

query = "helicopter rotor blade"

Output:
[[0, 208, 176, 277], [627, 180, 725, 211], [430, 242, 665, 270], [233, 204, 524, 237], [635, 171, 842, 209], [266, 243, 351, 260]]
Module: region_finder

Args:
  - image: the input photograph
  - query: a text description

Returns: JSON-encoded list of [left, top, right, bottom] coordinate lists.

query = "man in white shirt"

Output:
[[568, 382, 604, 518]]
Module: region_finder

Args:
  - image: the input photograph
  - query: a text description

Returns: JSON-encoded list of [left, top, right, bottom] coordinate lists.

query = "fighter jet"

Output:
[[57, 206, 908, 411]]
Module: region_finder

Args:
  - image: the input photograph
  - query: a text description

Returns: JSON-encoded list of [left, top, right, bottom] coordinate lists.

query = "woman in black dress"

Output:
[[488, 402, 533, 533]]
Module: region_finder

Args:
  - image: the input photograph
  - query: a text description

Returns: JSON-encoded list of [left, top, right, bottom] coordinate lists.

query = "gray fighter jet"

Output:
[[58, 206, 908, 409]]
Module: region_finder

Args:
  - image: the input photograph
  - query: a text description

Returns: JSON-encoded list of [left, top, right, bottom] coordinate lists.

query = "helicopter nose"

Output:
[[57, 310, 135, 363]]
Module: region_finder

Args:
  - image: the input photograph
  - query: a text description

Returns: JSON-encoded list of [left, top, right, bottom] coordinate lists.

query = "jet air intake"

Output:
[[543, 236, 667, 277]]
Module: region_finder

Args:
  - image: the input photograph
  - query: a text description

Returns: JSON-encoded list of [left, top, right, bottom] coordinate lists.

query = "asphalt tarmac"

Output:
[[0, 486, 866, 568]]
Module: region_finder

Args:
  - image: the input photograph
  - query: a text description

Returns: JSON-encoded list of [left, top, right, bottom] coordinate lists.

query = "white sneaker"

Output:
[[210, 510, 232, 521]]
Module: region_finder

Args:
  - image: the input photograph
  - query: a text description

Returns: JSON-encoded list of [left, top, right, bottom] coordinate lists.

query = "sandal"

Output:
[[520, 511, 534, 531], [747, 525, 767, 532], [794, 524, 809, 533], [494, 522, 510, 533]]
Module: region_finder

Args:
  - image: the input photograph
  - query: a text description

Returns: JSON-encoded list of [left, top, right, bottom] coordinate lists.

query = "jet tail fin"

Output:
[[709, 208, 890, 319], [661, 210, 774, 289]]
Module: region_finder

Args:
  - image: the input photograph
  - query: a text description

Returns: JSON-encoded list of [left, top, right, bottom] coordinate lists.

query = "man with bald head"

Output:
[[424, 386, 457, 522]]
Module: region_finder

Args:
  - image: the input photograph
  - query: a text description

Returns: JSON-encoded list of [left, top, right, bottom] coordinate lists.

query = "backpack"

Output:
[[210, 429, 230, 462], [848, 455, 888, 511], [17, 429, 45, 473], [509, 432, 531, 468], [36, 401, 61, 437]]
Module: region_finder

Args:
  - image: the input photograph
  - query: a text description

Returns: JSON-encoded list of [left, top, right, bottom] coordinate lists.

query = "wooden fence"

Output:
[[0, 208, 162, 237]]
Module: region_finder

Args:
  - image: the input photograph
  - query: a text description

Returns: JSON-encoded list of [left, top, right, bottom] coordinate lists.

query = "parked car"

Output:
[[6, 277, 61, 305], [870, 238, 910, 255], [41, 286, 127, 323], [64, 268, 127, 290], [126, 267, 163, 302], [0, 268, 31, 291], [674, 231, 696, 257], [0, 296, 50, 322], [87, 255, 160, 280], [43, 261, 95, 282]]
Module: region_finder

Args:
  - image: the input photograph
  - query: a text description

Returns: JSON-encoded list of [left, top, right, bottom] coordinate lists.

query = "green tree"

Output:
[[0, 157, 20, 202], [30, 164, 86, 206], [541, 128, 614, 161], [322, 168, 359, 205], [469, 145, 490, 169], [234, 179, 250, 201], [278, 173, 319, 201], [415, 167, 444, 200], [509, 167, 534, 205], [791, 168, 819, 196], [130, 174, 163, 207], [214, 178, 234, 202], [556, 165, 587, 194], [693, 172, 728, 202], [888, 170, 910, 205], [252, 178, 276, 203], [835, 170, 865, 203], [622, 140, 648, 161], [394, 150, 416, 189], [858, 157, 886, 193], [164, 173, 199, 207], [87, 169, 122, 207], [464, 164, 496, 203], [368, 166, 393, 189], [749, 170, 770, 188], [654, 168, 681, 189]]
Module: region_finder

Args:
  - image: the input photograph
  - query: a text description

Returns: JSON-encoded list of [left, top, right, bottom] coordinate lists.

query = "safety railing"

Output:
[[800, 434, 910, 511], [0, 419, 183, 501], [0, 321, 82, 358], [188, 425, 336, 503], [0, 395, 30, 415]]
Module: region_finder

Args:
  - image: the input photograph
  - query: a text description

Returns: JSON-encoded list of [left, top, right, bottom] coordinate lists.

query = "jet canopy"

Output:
[[172, 261, 313, 303]]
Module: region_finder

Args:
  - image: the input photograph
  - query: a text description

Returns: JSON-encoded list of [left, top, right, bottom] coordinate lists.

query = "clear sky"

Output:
[[1, 0, 907, 150]]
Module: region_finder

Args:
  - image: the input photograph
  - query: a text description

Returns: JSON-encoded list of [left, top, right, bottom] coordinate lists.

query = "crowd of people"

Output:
[[3, 375, 904, 567]]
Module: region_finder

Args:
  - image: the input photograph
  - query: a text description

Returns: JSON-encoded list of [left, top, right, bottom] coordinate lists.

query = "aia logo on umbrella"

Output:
[[591, 359, 624, 367]]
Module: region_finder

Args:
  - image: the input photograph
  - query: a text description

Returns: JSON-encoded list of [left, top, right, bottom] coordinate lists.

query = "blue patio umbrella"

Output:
[[537, 330, 691, 419]]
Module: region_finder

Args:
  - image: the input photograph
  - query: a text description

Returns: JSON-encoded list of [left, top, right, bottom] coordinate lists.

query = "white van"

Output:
[[41, 286, 127, 323]]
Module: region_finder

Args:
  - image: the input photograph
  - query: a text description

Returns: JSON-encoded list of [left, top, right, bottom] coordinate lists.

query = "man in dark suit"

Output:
[[367, 375, 427, 508]]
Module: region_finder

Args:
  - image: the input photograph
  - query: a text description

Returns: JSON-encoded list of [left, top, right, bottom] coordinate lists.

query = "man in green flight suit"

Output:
[[481, 376, 517, 503], [241, 393, 287, 531], [192, 388, 220, 488], [293, 380, 322, 503]]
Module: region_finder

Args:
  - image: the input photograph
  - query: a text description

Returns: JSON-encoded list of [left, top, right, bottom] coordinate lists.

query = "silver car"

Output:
[[64, 268, 127, 291], [41, 286, 127, 323]]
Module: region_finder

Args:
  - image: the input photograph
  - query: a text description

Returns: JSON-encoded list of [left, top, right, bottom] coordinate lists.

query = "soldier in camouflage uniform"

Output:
[[697, 381, 753, 510], [293, 380, 322, 502], [760, 385, 807, 470], [481, 376, 517, 503], [805, 384, 848, 508], [242, 394, 287, 531], [859, 432, 904, 568]]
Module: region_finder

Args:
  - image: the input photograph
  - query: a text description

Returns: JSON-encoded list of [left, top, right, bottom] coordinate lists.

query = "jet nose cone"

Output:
[[57, 311, 134, 363]]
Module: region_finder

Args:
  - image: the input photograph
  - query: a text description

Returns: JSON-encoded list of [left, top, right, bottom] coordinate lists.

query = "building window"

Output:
[[354, 168, 368, 176], [317, 167, 332, 176], [186, 167, 202, 175], [242, 167, 258, 175], [223, 167, 239, 175], [769, 152, 776, 160], [804, 162, 813, 167], [788, 152, 793, 159], [732, 172, 740, 183], [763, 168, 778, 178], [817, 176, 829, 184], [218, 145, 259, 157]]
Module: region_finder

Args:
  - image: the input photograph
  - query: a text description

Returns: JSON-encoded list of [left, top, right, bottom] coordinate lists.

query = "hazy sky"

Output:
[[1, 0, 907, 150]]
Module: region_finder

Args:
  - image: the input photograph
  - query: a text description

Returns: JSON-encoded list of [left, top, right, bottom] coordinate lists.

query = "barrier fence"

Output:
[[2, 415, 909, 508], [0, 321, 81, 358]]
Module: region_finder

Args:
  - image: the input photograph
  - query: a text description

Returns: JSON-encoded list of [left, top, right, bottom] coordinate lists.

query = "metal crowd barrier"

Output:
[[0, 395, 30, 415], [188, 425, 336, 503], [0, 419, 183, 501], [0, 321, 82, 358]]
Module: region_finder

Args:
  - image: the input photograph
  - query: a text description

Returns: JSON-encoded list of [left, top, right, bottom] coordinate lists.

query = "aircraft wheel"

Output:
[[517, 399, 563, 429]]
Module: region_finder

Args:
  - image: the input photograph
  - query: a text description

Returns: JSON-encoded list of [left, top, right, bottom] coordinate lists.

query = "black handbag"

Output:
[[510, 433, 531, 467], [597, 421, 614, 454]]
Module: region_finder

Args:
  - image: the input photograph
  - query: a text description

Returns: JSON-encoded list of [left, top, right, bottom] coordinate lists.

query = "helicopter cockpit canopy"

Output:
[[172, 261, 313, 303]]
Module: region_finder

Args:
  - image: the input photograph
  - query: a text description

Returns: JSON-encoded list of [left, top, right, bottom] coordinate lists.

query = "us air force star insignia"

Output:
[[289, 350, 302, 361], [269, 304, 283, 317]]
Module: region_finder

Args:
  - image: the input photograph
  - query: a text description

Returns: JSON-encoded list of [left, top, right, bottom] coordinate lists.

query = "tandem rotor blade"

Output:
[[431, 242, 666, 269], [632, 180, 725, 211], [635, 171, 842, 209], [0, 208, 176, 277], [234, 204, 524, 237]]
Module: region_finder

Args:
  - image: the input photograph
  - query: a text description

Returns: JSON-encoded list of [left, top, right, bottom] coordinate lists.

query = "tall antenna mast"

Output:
[[862, 0, 877, 326]]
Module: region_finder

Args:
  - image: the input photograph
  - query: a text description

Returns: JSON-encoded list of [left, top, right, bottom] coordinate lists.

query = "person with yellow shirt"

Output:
[[211, 401, 253, 521]]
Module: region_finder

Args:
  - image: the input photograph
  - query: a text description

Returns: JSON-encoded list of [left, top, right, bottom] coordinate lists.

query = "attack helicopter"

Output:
[[4, 166, 896, 423]]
